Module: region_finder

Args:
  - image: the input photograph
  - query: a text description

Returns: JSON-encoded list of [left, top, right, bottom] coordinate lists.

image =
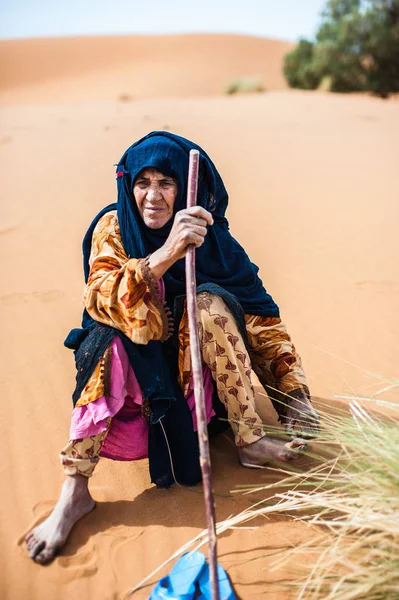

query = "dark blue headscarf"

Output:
[[114, 131, 279, 316]]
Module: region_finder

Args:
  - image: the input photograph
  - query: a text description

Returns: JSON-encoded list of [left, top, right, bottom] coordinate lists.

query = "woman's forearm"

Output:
[[147, 246, 176, 280]]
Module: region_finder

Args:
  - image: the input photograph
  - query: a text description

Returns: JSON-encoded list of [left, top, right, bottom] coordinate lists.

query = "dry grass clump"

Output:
[[225, 77, 265, 95], [234, 392, 399, 599], [129, 383, 399, 599]]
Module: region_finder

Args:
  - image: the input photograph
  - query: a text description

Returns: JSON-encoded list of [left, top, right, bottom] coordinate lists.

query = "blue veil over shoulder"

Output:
[[113, 131, 279, 316]]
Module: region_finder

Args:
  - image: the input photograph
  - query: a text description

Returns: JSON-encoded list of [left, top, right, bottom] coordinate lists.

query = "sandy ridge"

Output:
[[0, 34, 293, 105]]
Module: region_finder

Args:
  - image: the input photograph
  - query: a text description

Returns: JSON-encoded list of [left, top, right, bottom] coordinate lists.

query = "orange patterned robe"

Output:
[[61, 211, 310, 476]]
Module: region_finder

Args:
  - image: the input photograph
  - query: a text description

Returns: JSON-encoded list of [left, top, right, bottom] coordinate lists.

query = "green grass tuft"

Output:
[[225, 77, 265, 95]]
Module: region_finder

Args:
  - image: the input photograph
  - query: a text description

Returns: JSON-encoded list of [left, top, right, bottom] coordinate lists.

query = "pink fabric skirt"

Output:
[[70, 336, 215, 461]]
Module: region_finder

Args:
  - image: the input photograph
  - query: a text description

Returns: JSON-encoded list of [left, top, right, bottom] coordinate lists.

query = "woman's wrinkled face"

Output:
[[133, 168, 178, 229]]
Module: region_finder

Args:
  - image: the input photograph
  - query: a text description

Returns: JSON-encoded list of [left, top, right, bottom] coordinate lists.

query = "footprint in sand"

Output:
[[107, 530, 145, 584], [355, 280, 399, 293], [0, 289, 64, 305], [118, 93, 133, 102], [0, 135, 12, 145], [355, 115, 378, 122], [0, 224, 18, 234], [32, 289, 65, 302]]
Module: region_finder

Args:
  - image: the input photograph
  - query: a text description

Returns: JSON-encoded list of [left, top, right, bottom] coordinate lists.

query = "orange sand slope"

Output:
[[1, 34, 398, 600], [0, 34, 293, 104]]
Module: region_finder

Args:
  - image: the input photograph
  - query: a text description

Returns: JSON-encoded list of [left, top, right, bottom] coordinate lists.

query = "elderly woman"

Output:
[[26, 132, 319, 564]]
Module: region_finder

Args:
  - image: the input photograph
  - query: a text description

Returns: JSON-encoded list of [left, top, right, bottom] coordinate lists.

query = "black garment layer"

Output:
[[66, 285, 245, 489]]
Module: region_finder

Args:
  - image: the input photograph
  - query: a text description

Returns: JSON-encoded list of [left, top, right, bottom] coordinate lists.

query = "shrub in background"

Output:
[[284, 39, 321, 89], [225, 77, 265, 95], [284, 0, 399, 97], [361, 0, 399, 97]]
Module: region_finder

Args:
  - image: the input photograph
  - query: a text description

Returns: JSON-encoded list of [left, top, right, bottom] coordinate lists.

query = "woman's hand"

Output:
[[164, 206, 213, 261], [148, 207, 213, 279]]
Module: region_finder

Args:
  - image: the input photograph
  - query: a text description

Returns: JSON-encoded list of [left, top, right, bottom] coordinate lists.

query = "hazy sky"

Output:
[[1, 0, 326, 41]]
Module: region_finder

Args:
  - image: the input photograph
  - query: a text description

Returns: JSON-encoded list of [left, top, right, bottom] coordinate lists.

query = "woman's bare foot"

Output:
[[25, 475, 95, 565], [238, 436, 307, 468]]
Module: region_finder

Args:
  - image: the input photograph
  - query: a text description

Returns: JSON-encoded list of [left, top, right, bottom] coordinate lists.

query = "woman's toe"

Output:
[[288, 438, 307, 450], [29, 540, 45, 559], [25, 531, 35, 543], [284, 439, 307, 459], [27, 535, 38, 551], [34, 546, 57, 565]]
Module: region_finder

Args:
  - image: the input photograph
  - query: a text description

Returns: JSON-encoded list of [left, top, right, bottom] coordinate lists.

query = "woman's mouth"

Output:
[[144, 205, 164, 213]]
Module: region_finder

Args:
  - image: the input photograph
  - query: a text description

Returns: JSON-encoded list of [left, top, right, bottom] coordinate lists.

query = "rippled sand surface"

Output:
[[1, 33, 398, 600]]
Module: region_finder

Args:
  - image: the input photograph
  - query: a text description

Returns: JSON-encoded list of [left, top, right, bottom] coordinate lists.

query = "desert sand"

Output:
[[0, 34, 292, 104], [0, 34, 398, 600]]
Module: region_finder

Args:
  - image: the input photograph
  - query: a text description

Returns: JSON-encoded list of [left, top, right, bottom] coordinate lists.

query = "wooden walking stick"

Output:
[[185, 149, 220, 600]]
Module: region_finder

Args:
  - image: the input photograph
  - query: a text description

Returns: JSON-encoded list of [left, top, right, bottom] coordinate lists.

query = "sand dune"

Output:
[[1, 33, 398, 600], [0, 34, 292, 104]]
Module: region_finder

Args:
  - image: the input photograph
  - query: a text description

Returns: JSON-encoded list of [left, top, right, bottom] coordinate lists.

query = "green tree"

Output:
[[362, 0, 399, 96], [284, 0, 399, 97], [283, 39, 321, 90], [314, 0, 366, 91]]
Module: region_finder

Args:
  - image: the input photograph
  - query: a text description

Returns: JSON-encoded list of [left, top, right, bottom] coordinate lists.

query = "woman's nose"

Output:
[[146, 186, 162, 201]]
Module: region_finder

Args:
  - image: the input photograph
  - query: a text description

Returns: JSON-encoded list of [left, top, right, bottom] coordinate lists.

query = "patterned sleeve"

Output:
[[245, 314, 309, 397], [83, 210, 171, 344]]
